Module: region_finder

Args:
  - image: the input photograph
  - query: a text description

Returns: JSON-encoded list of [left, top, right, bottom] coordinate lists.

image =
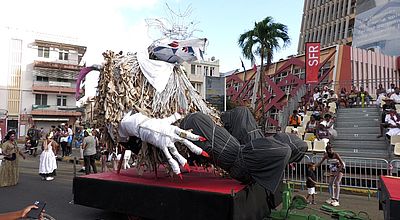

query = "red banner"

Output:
[[305, 42, 320, 84]]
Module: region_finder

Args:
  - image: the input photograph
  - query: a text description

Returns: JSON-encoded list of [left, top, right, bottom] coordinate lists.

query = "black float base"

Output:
[[73, 168, 271, 220]]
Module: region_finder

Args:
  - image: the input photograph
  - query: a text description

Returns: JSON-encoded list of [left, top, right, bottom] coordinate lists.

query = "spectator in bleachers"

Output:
[[297, 102, 306, 118], [304, 89, 313, 104], [313, 87, 321, 103], [376, 92, 387, 107], [338, 87, 348, 108], [316, 122, 331, 144], [288, 110, 302, 128], [376, 83, 386, 96], [389, 88, 400, 104], [356, 86, 370, 107], [306, 98, 316, 111], [348, 86, 358, 108], [385, 109, 400, 138], [377, 97, 396, 138], [386, 83, 396, 96], [321, 114, 337, 139], [322, 105, 335, 118], [321, 86, 330, 104], [327, 89, 338, 107], [313, 104, 323, 121], [300, 96, 308, 107], [305, 115, 318, 134]]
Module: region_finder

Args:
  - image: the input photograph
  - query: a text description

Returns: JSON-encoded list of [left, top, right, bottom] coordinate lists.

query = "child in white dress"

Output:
[[39, 133, 58, 181]]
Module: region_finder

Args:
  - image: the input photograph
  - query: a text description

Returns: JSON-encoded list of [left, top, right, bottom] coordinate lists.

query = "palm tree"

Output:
[[238, 16, 290, 132]]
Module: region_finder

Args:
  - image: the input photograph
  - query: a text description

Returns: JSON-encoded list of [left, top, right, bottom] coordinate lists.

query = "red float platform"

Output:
[[379, 176, 400, 220], [73, 168, 271, 220]]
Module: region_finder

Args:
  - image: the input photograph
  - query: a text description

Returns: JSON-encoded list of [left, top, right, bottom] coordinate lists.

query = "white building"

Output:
[[0, 26, 86, 138], [182, 57, 220, 97], [182, 57, 225, 111]]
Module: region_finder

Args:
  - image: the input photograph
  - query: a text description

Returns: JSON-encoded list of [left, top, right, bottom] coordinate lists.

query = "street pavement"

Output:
[[1, 147, 384, 220], [284, 189, 383, 219], [0, 147, 126, 220]]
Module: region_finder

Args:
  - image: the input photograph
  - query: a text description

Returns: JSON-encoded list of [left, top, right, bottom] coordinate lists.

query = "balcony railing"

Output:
[[33, 81, 74, 88], [32, 104, 79, 111], [31, 104, 82, 117], [34, 60, 82, 71]]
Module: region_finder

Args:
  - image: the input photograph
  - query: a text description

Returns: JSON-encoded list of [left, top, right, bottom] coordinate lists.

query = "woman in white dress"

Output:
[[39, 133, 59, 181]]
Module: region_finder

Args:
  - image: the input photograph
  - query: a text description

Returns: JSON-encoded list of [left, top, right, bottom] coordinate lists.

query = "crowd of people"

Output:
[[288, 83, 400, 207], [0, 123, 103, 187]]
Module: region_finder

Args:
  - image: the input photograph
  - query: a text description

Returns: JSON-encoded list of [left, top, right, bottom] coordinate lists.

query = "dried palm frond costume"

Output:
[[77, 39, 307, 208], [76, 38, 219, 174]]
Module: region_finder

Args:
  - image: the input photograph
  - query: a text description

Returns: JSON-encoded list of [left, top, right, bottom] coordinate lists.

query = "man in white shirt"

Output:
[[389, 88, 400, 104], [386, 83, 396, 96], [385, 109, 400, 137]]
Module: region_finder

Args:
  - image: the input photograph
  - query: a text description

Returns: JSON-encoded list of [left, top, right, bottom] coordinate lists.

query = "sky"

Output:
[[0, 0, 304, 97]]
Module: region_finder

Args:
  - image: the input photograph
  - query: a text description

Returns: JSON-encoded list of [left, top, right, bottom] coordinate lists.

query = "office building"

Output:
[[0, 27, 86, 137]]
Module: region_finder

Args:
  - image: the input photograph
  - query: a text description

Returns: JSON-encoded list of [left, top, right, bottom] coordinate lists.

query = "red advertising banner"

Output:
[[305, 42, 320, 84]]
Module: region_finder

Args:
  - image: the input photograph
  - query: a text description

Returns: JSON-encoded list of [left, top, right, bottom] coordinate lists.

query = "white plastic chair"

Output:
[[390, 135, 400, 146], [305, 140, 313, 152], [285, 126, 295, 133], [296, 127, 305, 137], [394, 143, 400, 156], [302, 115, 311, 127], [304, 132, 315, 141], [313, 140, 327, 152]]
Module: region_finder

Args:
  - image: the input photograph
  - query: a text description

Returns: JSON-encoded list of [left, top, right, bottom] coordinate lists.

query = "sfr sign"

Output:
[[305, 42, 320, 83]]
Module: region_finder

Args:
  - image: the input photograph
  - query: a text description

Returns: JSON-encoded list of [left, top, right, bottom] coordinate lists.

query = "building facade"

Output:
[[182, 57, 220, 97], [298, 0, 356, 54], [298, 0, 400, 57], [226, 45, 399, 131], [182, 57, 225, 111], [0, 27, 86, 138]]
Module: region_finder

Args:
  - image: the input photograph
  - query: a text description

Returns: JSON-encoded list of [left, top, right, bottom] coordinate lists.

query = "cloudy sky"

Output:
[[0, 0, 303, 97]]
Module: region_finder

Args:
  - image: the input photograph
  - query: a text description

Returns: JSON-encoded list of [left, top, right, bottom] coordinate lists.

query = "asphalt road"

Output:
[[1, 148, 384, 220], [0, 150, 126, 220]]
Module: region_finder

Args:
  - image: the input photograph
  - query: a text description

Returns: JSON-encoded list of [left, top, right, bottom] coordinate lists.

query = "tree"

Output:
[[238, 16, 290, 132]]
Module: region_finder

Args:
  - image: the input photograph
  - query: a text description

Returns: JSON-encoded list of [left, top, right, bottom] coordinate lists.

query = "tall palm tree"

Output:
[[238, 16, 290, 132]]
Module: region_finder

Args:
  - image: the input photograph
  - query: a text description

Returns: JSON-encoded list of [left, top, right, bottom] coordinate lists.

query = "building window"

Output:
[[35, 94, 48, 105], [196, 65, 202, 75], [59, 50, 69, 60], [38, 46, 50, 58], [57, 78, 68, 82], [210, 67, 215, 76], [36, 76, 49, 82], [191, 65, 196, 74], [204, 66, 209, 76], [57, 95, 67, 106]]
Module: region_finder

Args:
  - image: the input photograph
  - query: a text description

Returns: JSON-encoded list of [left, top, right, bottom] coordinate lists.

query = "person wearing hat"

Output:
[[377, 98, 396, 138], [384, 108, 400, 138]]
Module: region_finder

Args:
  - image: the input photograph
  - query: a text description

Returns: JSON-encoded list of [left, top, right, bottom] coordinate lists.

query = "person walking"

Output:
[[316, 143, 345, 207], [0, 130, 26, 187], [306, 162, 318, 205], [39, 133, 58, 181], [82, 130, 97, 175], [27, 125, 40, 156], [59, 124, 69, 157]]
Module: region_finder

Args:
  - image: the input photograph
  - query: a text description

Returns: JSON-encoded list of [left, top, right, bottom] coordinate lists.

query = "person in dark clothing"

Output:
[[27, 125, 40, 156], [306, 162, 317, 204]]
